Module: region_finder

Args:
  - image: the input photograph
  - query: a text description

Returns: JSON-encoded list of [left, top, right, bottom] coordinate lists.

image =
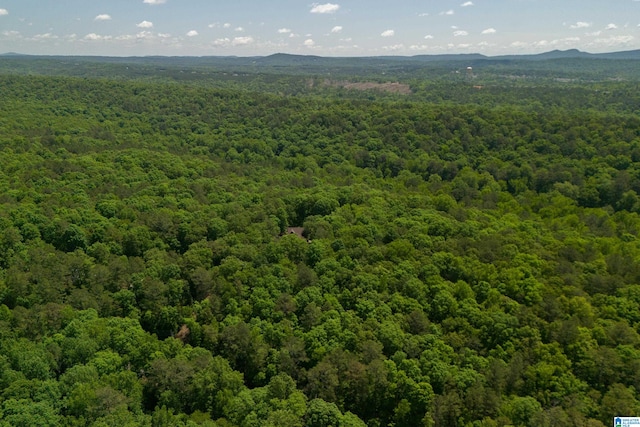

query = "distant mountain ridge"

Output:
[[2, 48, 639, 81], [492, 49, 640, 60], [234, 49, 640, 64], [2, 48, 640, 62]]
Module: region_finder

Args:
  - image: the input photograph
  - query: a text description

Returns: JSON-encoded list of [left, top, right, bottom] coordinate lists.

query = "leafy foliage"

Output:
[[0, 56, 639, 426]]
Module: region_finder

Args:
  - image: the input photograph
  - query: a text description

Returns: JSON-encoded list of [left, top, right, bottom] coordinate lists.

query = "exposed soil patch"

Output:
[[323, 80, 412, 95]]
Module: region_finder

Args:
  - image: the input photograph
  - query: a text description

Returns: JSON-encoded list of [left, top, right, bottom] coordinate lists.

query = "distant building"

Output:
[[285, 227, 305, 238]]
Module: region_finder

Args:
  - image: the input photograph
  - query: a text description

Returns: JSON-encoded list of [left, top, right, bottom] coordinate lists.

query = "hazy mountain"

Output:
[[4, 49, 640, 63]]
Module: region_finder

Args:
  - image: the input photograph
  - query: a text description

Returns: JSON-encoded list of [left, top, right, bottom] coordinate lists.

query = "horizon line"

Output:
[[2, 47, 640, 60]]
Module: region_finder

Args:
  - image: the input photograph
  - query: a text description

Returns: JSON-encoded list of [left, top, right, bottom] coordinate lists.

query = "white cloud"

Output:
[[605, 23, 618, 30], [453, 30, 469, 36], [234, 27, 244, 32], [278, 28, 292, 34], [0, 8, 8, 16], [33, 33, 58, 40], [2, 30, 19, 37], [481, 28, 496, 34], [310, 3, 340, 14], [533, 36, 580, 49], [186, 30, 198, 37], [232, 36, 254, 45], [331, 26, 343, 33], [143, 0, 166, 4], [208, 22, 232, 29], [137, 21, 153, 28], [502, 36, 583, 51], [382, 44, 405, 51], [136, 31, 153, 39], [440, 10, 454, 16], [418, 13, 429, 17], [569, 21, 591, 29], [461, 1, 474, 6], [94, 14, 112, 21], [213, 37, 230, 46], [84, 33, 112, 41], [424, 34, 434, 39], [381, 29, 395, 37], [304, 38, 315, 47], [593, 34, 634, 47]]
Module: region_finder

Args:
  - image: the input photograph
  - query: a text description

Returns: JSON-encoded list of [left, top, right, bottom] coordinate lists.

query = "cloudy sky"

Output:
[[0, 0, 639, 57]]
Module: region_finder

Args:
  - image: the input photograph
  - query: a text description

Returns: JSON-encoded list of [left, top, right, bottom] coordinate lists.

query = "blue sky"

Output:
[[0, 0, 639, 56]]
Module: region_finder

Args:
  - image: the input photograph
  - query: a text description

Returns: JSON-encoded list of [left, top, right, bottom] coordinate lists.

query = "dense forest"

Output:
[[1, 55, 640, 426]]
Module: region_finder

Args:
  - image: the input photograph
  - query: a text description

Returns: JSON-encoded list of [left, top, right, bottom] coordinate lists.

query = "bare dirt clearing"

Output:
[[323, 80, 412, 94]]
